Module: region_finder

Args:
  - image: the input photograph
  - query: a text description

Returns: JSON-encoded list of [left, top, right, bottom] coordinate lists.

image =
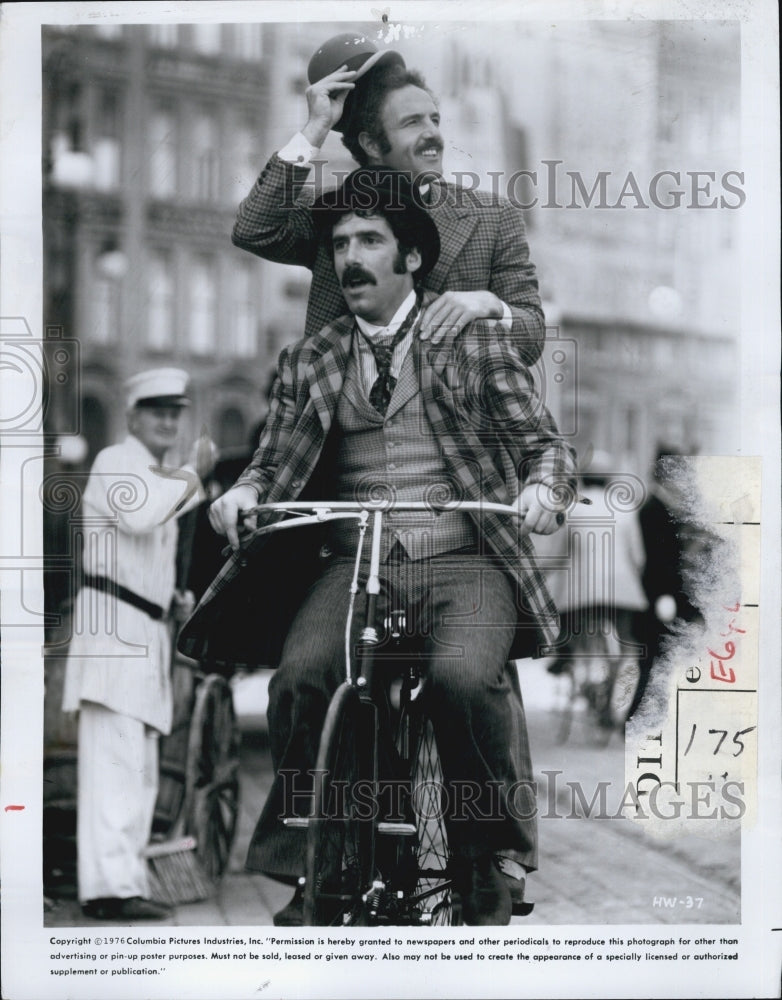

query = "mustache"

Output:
[[341, 264, 377, 288], [415, 138, 443, 155]]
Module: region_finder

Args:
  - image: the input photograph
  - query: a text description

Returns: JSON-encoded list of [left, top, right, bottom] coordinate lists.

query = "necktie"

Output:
[[362, 296, 421, 416]]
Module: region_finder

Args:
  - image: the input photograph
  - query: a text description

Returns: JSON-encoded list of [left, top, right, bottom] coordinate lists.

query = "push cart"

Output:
[[151, 651, 242, 882], [43, 651, 241, 900]]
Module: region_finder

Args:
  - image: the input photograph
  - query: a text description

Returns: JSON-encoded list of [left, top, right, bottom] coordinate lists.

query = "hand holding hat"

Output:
[[302, 66, 358, 149], [302, 32, 405, 144]]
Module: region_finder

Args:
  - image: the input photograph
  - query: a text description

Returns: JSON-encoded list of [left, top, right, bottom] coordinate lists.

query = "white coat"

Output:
[[63, 434, 203, 734]]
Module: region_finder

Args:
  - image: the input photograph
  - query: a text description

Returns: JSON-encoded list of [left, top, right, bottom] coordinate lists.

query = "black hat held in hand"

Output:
[[307, 32, 405, 133]]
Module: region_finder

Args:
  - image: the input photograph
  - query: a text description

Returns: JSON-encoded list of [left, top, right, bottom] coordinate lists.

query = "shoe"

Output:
[[273, 885, 304, 926], [508, 877, 535, 917], [82, 896, 171, 921], [495, 856, 535, 916], [454, 854, 512, 926]]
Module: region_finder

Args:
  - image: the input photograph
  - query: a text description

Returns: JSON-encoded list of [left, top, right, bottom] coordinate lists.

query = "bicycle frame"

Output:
[[235, 499, 527, 925]]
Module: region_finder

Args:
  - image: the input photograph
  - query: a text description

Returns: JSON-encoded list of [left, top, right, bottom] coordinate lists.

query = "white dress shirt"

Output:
[[352, 288, 419, 396]]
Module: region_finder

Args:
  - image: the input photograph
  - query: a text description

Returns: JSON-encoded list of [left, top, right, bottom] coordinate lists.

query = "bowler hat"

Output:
[[307, 32, 405, 133], [312, 167, 440, 277]]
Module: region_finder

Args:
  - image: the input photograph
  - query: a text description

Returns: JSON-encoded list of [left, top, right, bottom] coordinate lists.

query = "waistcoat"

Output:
[[329, 346, 477, 561]]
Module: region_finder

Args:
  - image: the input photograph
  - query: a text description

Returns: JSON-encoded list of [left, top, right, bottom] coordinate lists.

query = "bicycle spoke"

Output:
[[304, 684, 373, 925]]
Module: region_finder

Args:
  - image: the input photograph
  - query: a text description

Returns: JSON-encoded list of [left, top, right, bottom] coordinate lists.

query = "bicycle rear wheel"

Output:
[[303, 682, 374, 926]]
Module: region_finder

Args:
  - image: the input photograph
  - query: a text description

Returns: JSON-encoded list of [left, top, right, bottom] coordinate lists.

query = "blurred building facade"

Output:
[[399, 19, 741, 472], [45, 23, 275, 462], [42, 19, 740, 474]]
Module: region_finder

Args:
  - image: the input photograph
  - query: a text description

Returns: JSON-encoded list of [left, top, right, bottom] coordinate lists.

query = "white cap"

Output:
[[125, 368, 191, 410]]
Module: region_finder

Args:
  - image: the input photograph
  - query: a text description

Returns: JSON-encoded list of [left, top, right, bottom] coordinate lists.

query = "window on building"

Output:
[[148, 23, 179, 48], [53, 80, 84, 151], [92, 88, 122, 190], [188, 255, 217, 355], [656, 78, 678, 146], [192, 110, 219, 201], [229, 122, 258, 203], [231, 23, 263, 61], [92, 25, 123, 40], [49, 80, 95, 186], [147, 250, 175, 350], [191, 23, 222, 55], [82, 395, 110, 464], [149, 105, 177, 198], [623, 404, 639, 454], [90, 272, 121, 344], [231, 260, 257, 358]]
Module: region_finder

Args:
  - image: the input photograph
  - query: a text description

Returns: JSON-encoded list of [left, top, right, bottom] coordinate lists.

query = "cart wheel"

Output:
[[184, 675, 240, 880]]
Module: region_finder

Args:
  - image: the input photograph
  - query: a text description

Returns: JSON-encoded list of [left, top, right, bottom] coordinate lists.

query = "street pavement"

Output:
[[44, 660, 740, 928]]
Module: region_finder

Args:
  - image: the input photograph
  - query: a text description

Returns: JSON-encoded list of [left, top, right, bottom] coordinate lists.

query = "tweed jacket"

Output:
[[232, 153, 545, 366], [178, 295, 576, 668]]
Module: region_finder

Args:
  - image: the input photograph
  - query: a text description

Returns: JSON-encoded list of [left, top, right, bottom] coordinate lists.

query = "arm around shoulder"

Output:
[[491, 198, 546, 366]]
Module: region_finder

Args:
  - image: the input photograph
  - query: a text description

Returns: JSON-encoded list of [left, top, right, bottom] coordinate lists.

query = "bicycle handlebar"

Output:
[[242, 499, 528, 519], [222, 499, 531, 558]]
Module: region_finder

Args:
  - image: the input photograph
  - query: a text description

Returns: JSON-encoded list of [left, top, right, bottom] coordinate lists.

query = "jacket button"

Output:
[[291, 479, 302, 489]]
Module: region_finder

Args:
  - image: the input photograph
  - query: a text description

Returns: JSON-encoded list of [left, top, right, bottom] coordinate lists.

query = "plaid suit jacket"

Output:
[[178, 294, 576, 667], [232, 154, 545, 366]]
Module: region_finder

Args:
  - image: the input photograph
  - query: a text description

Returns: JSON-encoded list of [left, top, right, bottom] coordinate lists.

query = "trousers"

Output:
[[246, 547, 538, 882], [76, 701, 158, 902]]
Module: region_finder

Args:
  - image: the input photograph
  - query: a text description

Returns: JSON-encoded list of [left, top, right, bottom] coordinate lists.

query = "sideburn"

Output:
[[393, 246, 410, 275]]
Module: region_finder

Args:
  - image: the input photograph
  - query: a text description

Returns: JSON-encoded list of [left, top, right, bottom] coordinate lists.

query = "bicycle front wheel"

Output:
[[303, 682, 374, 926], [400, 700, 462, 926]]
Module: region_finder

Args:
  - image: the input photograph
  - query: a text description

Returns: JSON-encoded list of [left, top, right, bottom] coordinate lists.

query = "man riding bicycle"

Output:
[[180, 169, 576, 925]]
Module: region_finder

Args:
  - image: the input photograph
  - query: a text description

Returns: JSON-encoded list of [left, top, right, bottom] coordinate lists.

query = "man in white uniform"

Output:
[[63, 369, 211, 920]]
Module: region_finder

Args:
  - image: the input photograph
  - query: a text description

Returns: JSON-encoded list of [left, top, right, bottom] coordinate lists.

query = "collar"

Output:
[[354, 288, 418, 343]]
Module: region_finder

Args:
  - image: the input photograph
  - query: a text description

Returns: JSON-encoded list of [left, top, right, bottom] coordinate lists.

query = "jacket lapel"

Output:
[[305, 319, 354, 433], [258, 319, 354, 504], [425, 182, 480, 292]]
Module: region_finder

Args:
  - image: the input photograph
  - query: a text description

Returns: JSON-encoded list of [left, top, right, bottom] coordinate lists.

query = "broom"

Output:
[[143, 500, 216, 906], [145, 833, 213, 906]]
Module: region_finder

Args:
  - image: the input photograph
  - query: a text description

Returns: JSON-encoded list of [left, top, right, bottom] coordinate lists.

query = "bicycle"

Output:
[[550, 622, 641, 746], [236, 499, 529, 927]]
